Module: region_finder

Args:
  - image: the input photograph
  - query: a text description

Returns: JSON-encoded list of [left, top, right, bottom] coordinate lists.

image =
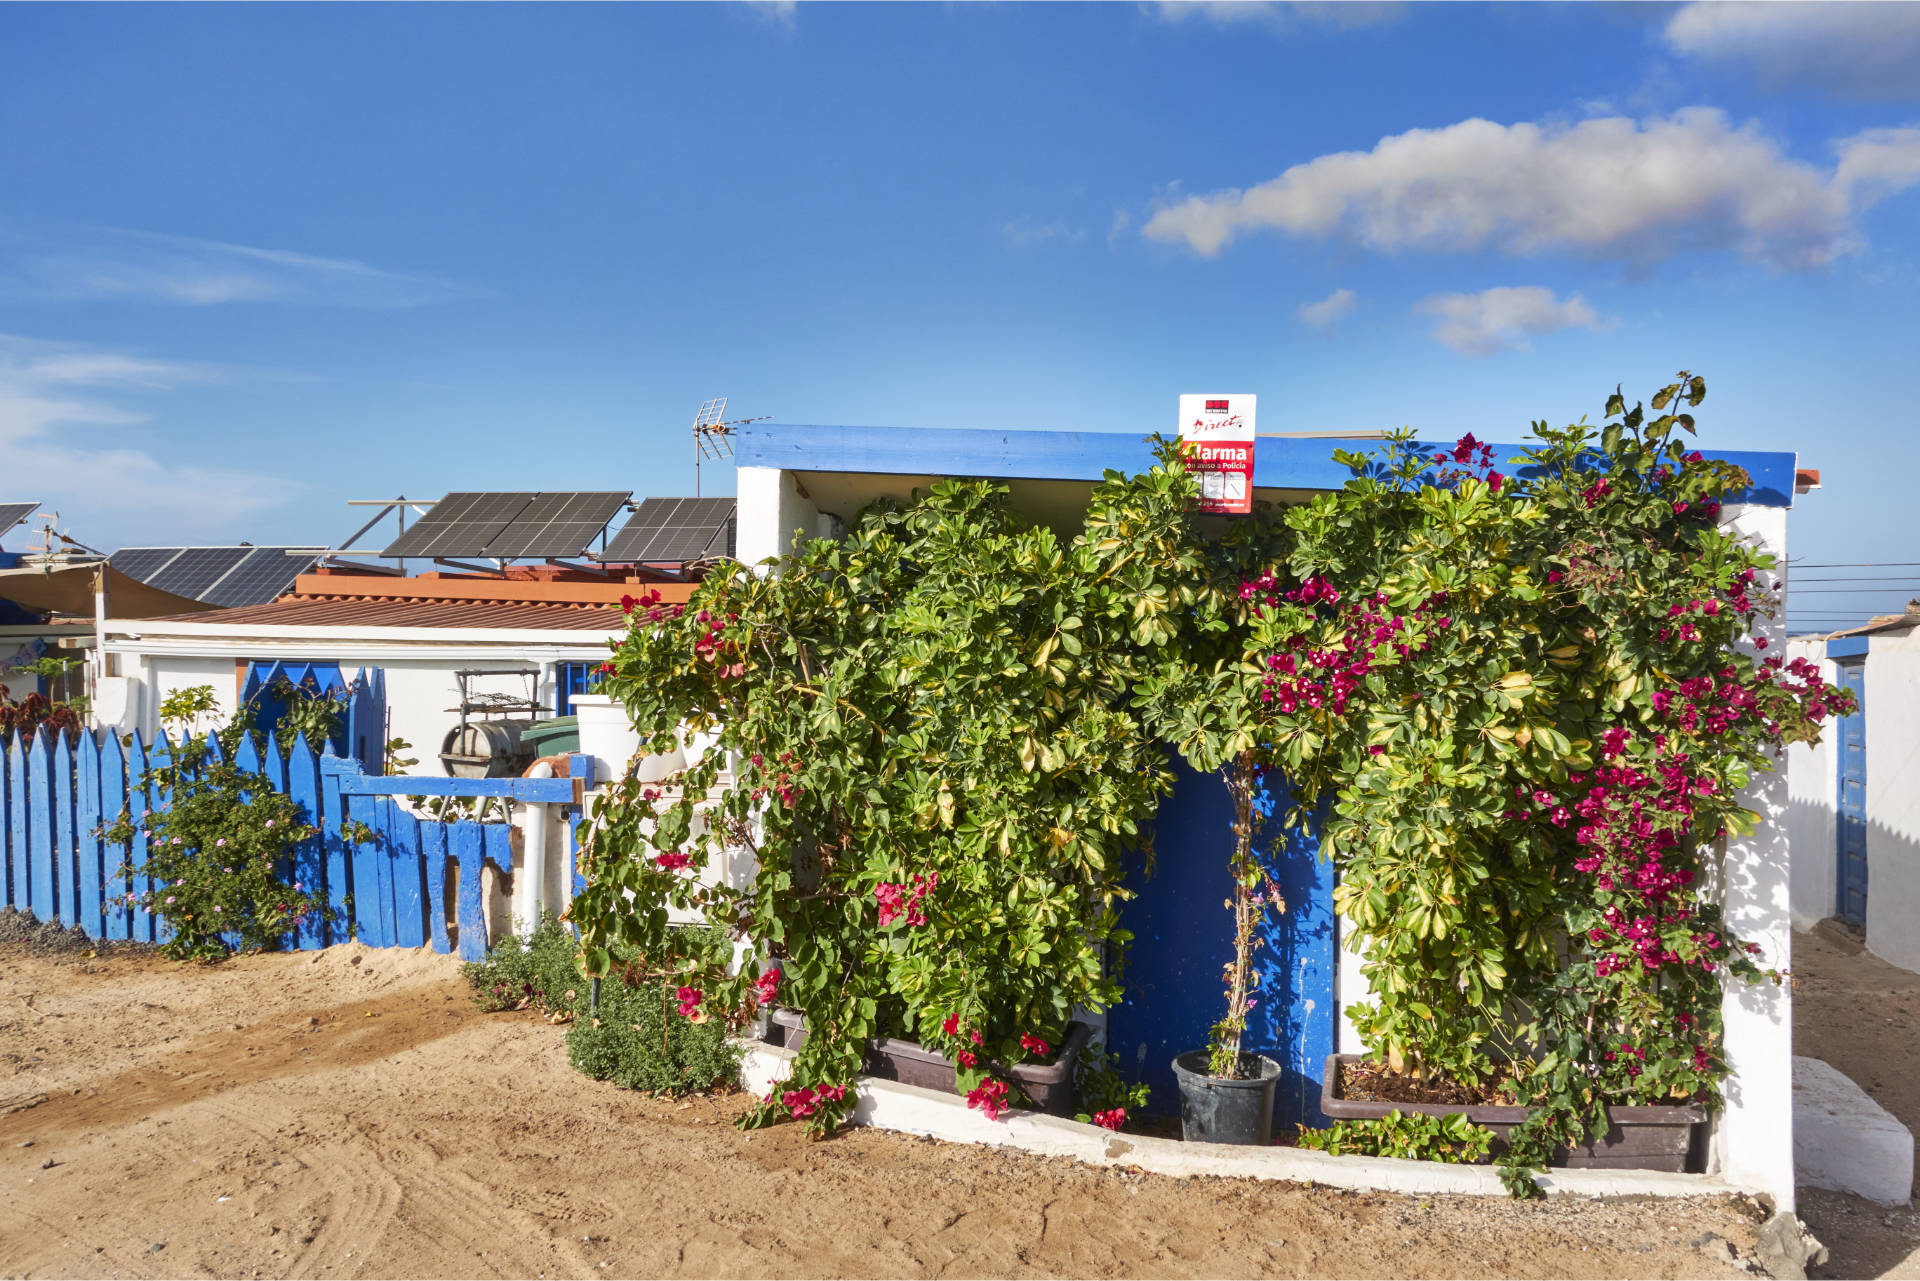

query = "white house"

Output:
[[95, 564, 692, 777]]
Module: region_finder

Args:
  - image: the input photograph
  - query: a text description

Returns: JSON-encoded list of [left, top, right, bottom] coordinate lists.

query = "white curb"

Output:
[[737, 1040, 1739, 1200], [1794, 1055, 1914, 1206]]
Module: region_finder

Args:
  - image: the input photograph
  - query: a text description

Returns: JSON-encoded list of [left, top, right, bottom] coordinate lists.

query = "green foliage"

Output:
[[157, 684, 221, 740], [464, 915, 740, 1095], [1072, 1040, 1152, 1126], [572, 457, 1284, 1131], [101, 730, 331, 962], [1296, 1110, 1494, 1164], [255, 677, 346, 757]]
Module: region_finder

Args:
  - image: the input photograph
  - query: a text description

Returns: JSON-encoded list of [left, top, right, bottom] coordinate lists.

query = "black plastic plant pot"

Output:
[[1172, 1050, 1283, 1145]]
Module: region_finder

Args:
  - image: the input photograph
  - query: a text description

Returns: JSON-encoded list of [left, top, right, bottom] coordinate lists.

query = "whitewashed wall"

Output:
[[1785, 638, 1839, 931], [1861, 632, 1920, 973]]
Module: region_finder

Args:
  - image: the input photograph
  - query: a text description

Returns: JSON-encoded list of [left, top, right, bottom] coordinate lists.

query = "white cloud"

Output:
[[1002, 216, 1087, 248], [1140, 109, 1920, 269], [1834, 127, 1920, 207], [0, 227, 482, 308], [0, 335, 291, 545], [1149, 2, 1406, 30], [1412, 286, 1608, 356], [1663, 2, 1920, 99], [1297, 287, 1358, 329]]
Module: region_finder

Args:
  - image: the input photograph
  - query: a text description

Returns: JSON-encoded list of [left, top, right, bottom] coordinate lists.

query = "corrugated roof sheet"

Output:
[[139, 594, 627, 631]]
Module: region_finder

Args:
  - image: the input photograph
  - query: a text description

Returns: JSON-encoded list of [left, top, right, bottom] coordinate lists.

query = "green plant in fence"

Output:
[[1296, 1110, 1494, 1163]]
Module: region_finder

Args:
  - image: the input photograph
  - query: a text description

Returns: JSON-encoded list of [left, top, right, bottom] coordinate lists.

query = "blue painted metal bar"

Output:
[[53, 735, 75, 924], [326, 769, 581, 804], [99, 732, 130, 941], [149, 734, 175, 945], [421, 820, 451, 955], [387, 799, 427, 949], [76, 732, 104, 937], [26, 732, 53, 921], [6, 735, 24, 911], [126, 735, 154, 942], [734, 423, 1798, 509]]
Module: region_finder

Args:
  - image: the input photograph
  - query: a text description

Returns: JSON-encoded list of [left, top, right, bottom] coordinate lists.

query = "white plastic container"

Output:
[[570, 694, 642, 785]]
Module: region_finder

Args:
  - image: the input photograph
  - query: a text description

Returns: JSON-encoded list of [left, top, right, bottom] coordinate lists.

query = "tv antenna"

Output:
[[691, 397, 769, 497]]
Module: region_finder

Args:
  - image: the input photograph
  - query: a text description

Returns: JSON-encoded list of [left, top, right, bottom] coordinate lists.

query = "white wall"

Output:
[[1862, 631, 1920, 973], [1786, 639, 1839, 930], [736, 465, 821, 569], [1713, 503, 1796, 1212]]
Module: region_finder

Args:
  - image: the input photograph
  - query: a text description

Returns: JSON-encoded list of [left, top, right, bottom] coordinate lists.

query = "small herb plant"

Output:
[[1296, 1110, 1494, 1164], [1073, 1041, 1152, 1132]]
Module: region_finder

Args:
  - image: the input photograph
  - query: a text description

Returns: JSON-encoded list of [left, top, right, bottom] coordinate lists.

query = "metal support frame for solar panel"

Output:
[[478, 491, 631, 559], [0, 502, 39, 536], [599, 497, 737, 563]]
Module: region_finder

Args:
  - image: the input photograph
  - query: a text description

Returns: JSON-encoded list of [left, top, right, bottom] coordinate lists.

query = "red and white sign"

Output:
[[1178, 393, 1257, 514]]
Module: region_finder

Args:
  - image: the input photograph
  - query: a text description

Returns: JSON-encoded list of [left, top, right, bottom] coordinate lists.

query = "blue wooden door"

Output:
[[1105, 763, 1338, 1129], [1835, 660, 1868, 927]]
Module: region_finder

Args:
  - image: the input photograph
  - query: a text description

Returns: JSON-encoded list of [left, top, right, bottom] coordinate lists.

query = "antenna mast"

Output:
[[691, 397, 769, 497]]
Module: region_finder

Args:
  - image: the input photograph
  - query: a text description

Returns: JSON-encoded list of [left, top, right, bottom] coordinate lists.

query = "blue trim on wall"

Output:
[[735, 424, 1796, 508], [1827, 636, 1870, 659]]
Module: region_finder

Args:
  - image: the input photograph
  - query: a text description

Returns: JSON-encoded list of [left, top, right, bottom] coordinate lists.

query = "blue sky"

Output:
[[2, 1, 1918, 630]]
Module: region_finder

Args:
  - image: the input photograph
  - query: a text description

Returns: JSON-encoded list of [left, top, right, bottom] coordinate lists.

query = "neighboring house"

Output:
[[732, 419, 1804, 1211], [97, 565, 693, 777], [1787, 609, 1920, 972]]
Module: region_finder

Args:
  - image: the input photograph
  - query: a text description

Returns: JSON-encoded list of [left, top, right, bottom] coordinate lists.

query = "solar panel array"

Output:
[[110, 546, 323, 608], [0, 501, 38, 535], [600, 497, 736, 564], [379, 491, 632, 560]]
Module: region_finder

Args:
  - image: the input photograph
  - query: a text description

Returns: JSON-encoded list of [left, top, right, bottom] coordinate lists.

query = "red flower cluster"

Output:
[[779, 1082, 848, 1119], [655, 851, 692, 872], [1431, 432, 1506, 492], [1091, 1108, 1126, 1131], [966, 1078, 1010, 1121], [875, 871, 937, 927], [1019, 1032, 1051, 1059], [674, 985, 703, 1018], [754, 966, 781, 1006], [619, 588, 683, 624], [747, 750, 803, 808]]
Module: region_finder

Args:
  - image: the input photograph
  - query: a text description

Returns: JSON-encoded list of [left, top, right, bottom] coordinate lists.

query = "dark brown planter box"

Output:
[[1321, 1054, 1706, 1173], [763, 1009, 1092, 1117]]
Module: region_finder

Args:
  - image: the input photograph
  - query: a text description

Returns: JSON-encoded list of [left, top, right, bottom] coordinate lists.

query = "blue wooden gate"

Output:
[[0, 727, 584, 960], [1835, 659, 1868, 928]]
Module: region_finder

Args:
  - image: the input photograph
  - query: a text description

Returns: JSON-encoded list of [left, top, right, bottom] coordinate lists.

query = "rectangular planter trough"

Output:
[[1321, 1054, 1706, 1172], [765, 1009, 1092, 1117]]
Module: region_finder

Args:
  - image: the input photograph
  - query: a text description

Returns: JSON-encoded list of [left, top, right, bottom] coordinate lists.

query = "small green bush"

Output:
[[1295, 1109, 1494, 1164], [465, 915, 739, 1096]]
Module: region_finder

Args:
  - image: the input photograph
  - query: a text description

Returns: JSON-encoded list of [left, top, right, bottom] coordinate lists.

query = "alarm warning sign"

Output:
[[1177, 393, 1256, 515]]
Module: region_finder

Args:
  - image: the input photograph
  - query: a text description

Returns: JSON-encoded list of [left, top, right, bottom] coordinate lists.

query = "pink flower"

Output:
[[957, 1049, 977, 1068], [966, 1078, 1010, 1121], [754, 967, 782, 1005], [674, 986, 703, 1019], [1092, 1108, 1126, 1132], [655, 851, 692, 872], [264, 820, 275, 829], [1019, 1033, 1051, 1058], [941, 1012, 961, 1037]]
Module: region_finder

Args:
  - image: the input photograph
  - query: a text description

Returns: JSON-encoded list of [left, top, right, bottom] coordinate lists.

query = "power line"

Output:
[[1786, 561, 1920, 569]]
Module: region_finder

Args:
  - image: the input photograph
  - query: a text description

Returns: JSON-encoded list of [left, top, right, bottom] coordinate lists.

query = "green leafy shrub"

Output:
[[1072, 1040, 1152, 1131], [1296, 1110, 1494, 1163], [466, 915, 739, 1095]]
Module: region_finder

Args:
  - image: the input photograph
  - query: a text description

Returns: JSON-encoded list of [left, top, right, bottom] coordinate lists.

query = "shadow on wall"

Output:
[[1862, 813, 1920, 975]]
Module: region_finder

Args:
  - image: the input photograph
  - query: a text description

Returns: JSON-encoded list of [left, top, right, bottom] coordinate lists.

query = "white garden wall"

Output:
[[1785, 639, 1838, 931]]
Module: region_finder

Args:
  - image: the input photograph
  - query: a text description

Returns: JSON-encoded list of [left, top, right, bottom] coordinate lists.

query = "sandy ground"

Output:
[[0, 940, 1788, 1281], [1792, 925, 1920, 1281]]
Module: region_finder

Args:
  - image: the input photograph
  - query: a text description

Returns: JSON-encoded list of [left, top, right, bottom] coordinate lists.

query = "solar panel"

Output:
[[199, 546, 322, 608], [0, 502, 38, 535], [144, 547, 255, 600], [479, 491, 631, 559], [111, 547, 189, 583], [601, 497, 737, 563], [381, 492, 537, 559]]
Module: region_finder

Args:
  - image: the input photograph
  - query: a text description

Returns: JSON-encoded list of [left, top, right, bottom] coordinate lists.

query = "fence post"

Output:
[[287, 735, 326, 950], [320, 753, 351, 944], [26, 731, 53, 922], [6, 734, 23, 911], [126, 733, 154, 942], [421, 820, 451, 955]]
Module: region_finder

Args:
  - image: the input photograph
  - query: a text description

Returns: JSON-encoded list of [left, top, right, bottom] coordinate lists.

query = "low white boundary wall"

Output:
[[739, 1040, 1737, 1201]]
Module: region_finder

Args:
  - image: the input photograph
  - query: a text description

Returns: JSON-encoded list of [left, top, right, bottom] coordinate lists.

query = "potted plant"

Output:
[[1168, 752, 1284, 1144]]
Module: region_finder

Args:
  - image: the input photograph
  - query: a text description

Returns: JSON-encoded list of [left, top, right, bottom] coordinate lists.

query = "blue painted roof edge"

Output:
[[735, 424, 1795, 509]]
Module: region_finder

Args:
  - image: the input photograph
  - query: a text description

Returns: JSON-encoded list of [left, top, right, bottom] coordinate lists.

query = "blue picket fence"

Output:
[[0, 728, 582, 960]]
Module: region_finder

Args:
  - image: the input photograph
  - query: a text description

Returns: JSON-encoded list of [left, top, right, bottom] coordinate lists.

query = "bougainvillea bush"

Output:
[[1244, 375, 1850, 1186], [571, 466, 1283, 1133]]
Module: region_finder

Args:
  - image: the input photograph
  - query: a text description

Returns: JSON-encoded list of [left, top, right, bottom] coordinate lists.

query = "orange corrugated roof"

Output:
[[137, 594, 631, 630]]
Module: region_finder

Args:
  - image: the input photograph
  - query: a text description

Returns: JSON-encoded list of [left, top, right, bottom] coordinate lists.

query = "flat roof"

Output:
[[734, 424, 1798, 509]]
